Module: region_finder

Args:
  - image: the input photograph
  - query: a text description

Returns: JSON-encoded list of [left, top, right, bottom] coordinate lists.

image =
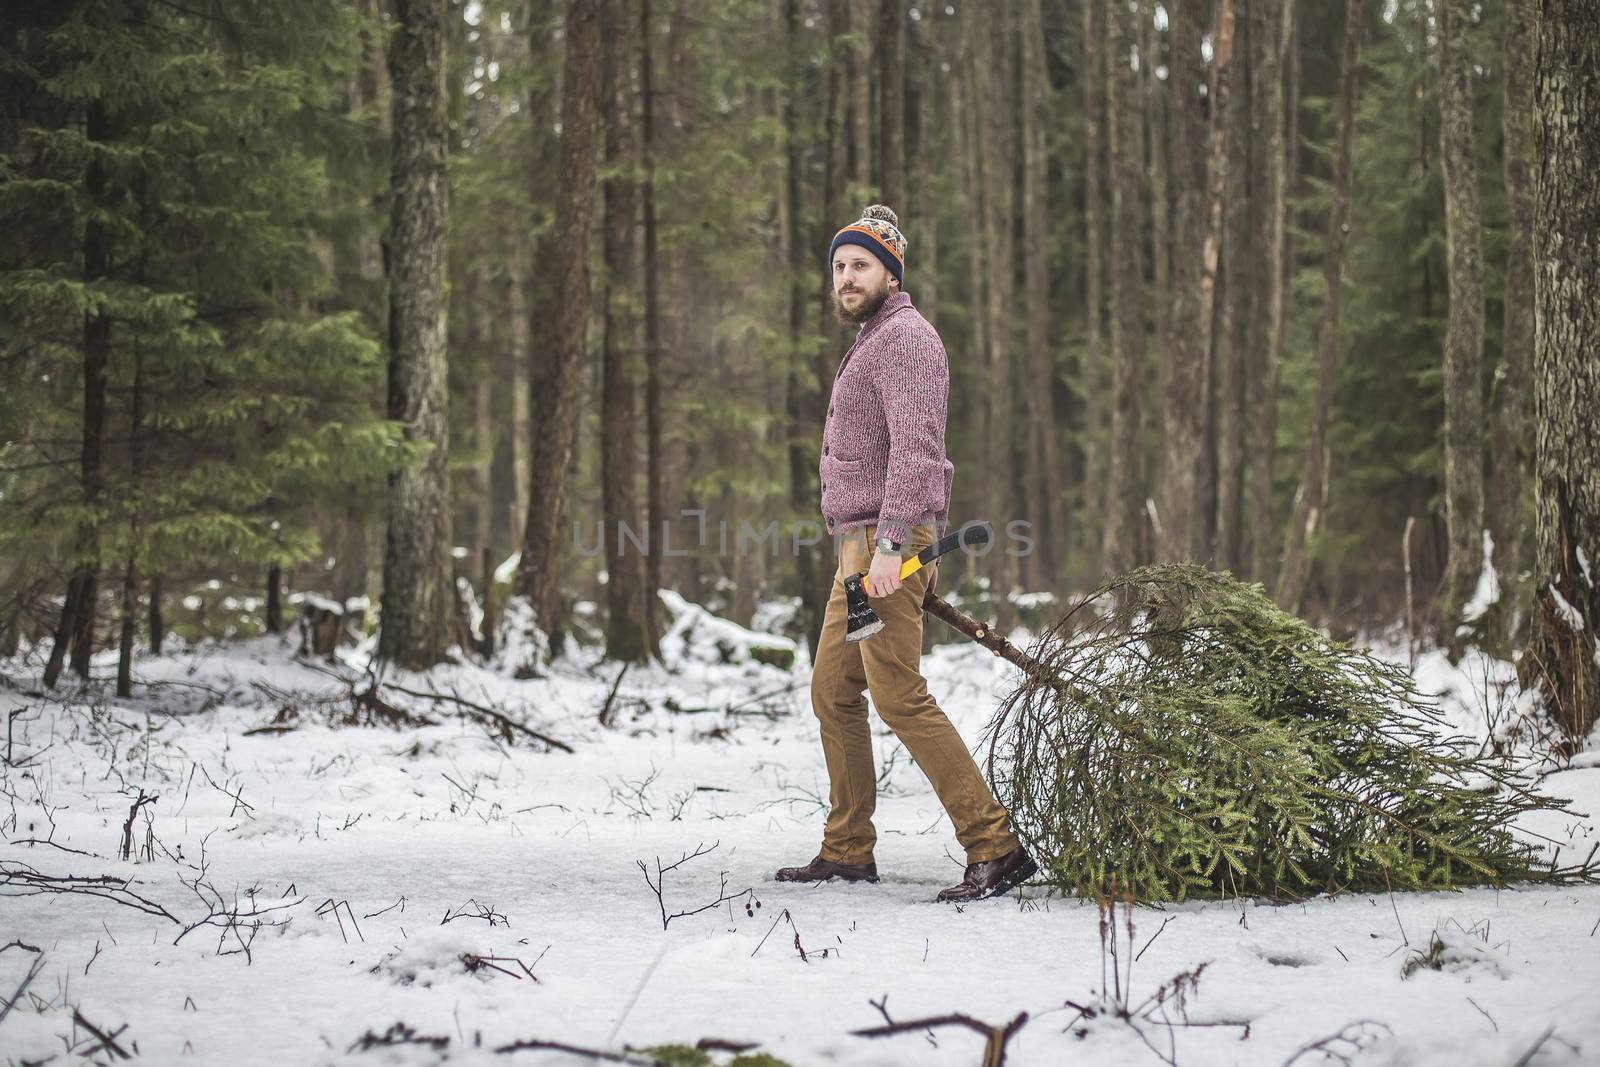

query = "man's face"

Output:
[[831, 246, 897, 326]]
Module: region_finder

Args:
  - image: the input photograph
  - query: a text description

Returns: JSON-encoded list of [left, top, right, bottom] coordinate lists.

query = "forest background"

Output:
[[4, 0, 1597, 743]]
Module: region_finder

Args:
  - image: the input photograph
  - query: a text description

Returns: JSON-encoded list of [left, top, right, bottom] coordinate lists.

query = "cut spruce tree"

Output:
[[925, 564, 1600, 902]]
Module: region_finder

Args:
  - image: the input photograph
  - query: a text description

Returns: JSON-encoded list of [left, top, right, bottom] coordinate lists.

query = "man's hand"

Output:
[[865, 549, 903, 598]]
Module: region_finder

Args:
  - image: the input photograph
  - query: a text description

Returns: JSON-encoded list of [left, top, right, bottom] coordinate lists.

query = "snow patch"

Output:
[[1460, 529, 1500, 624], [657, 588, 797, 671], [1550, 588, 1586, 632]]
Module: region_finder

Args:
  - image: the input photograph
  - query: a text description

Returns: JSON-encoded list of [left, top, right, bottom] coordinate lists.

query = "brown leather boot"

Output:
[[774, 855, 879, 883], [934, 846, 1036, 902]]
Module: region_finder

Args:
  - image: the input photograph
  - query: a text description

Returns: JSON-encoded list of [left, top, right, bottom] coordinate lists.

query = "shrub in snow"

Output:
[[986, 564, 1600, 902]]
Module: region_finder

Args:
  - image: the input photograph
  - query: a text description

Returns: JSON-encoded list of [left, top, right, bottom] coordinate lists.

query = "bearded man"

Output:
[[774, 204, 1036, 903]]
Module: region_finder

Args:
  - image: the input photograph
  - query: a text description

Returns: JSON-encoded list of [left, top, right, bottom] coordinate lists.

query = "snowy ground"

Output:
[[3, 598, 1599, 1067]]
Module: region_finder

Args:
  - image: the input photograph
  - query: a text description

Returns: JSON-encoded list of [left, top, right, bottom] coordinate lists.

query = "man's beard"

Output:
[[831, 282, 891, 326]]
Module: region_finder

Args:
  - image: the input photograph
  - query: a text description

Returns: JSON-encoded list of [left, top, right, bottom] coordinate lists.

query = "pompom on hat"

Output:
[[829, 204, 907, 285]]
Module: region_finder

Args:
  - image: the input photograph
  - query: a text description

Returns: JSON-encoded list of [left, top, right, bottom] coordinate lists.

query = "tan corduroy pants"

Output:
[[811, 522, 1021, 865]]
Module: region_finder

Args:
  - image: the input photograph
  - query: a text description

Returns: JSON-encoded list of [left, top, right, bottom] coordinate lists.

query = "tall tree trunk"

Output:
[[957, 9, 989, 549], [507, 268, 531, 547], [639, 0, 665, 658], [983, 12, 1018, 624], [1523, 0, 1600, 745], [514, 0, 603, 656], [784, 0, 824, 652], [266, 564, 284, 633], [116, 343, 145, 700], [474, 275, 496, 564], [1103, 0, 1146, 574], [1248, 0, 1294, 587], [1435, 0, 1486, 640], [1081, 0, 1106, 576], [1489, 0, 1534, 647], [850, 4, 873, 191], [46, 99, 112, 689], [1143, 0, 1170, 419], [1021, 0, 1064, 589], [148, 573, 163, 657], [878, 0, 905, 211], [379, 0, 455, 670], [1160, 0, 1208, 565], [910, 5, 941, 330], [601, 0, 649, 664], [1278, 0, 1365, 614], [1212, 0, 1247, 572]]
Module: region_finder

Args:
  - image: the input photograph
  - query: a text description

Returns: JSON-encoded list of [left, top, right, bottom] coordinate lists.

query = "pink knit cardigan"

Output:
[[820, 291, 954, 545]]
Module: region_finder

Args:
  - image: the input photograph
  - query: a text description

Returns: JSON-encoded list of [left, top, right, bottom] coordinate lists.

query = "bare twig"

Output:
[[71, 1008, 132, 1060], [853, 1011, 1030, 1067], [635, 842, 751, 930], [0, 861, 179, 923], [381, 680, 574, 752]]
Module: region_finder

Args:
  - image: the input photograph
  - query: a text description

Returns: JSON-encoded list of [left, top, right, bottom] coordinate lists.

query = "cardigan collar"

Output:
[[835, 290, 913, 379]]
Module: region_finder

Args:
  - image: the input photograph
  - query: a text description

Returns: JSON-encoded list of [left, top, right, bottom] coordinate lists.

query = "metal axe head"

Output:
[[843, 572, 885, 643], [842, 522, 992, 644]]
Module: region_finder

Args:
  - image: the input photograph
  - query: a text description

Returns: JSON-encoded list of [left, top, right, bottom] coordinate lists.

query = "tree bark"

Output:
[[982, 11, 1018, 624], [1523, 0, 1600, 744], [507, 267, 531, 550], [1104, 0, 1147, 574], [878, 0, 905, 211], [379, 0, 455, 670], [116, 343, 144, 700], [148, 573, 163, 657], [1278, 0, 1365, 614], [1160, 0, 1208, 566], [1213, 0, 1247, 573], [784, 0, 824, 652], [1021, 0, 1064, 588], [639, 0, 665, 658], [1247, 0, 1294, 587], [1488, 0, 1534, 646], [850, 4, 873, 191], [473, 273, 495, 564], [957, 6, 989, 548], [601, 0, 649, 664], [46, 99, 112, 689], [1435, 0, 1486, 640], [515, 0, 603, 654], [1143, 0, 1170, 426], [1081, 0, 1106, 575]]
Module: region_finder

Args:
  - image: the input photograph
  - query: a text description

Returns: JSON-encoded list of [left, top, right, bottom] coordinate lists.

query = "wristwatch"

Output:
[[875, 535, 903, 555]]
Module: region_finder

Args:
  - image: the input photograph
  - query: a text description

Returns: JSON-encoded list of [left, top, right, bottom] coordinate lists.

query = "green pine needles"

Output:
[[985, 564, 1597, 903]]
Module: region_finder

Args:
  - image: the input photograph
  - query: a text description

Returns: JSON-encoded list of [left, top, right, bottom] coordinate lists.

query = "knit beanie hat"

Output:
[[828, 204, 907, 286]]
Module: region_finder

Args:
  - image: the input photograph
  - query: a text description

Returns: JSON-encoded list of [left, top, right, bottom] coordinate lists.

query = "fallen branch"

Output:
[[0, 943, 44, 1027], [380, 680, 574, 753], [71, 1007, 132, 1061], [0, 861, 179, 923], [853, 1011, 1030, 1067]]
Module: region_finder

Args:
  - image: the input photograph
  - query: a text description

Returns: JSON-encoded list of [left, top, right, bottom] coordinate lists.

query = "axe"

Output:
[[844, 522, 991, 643]]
